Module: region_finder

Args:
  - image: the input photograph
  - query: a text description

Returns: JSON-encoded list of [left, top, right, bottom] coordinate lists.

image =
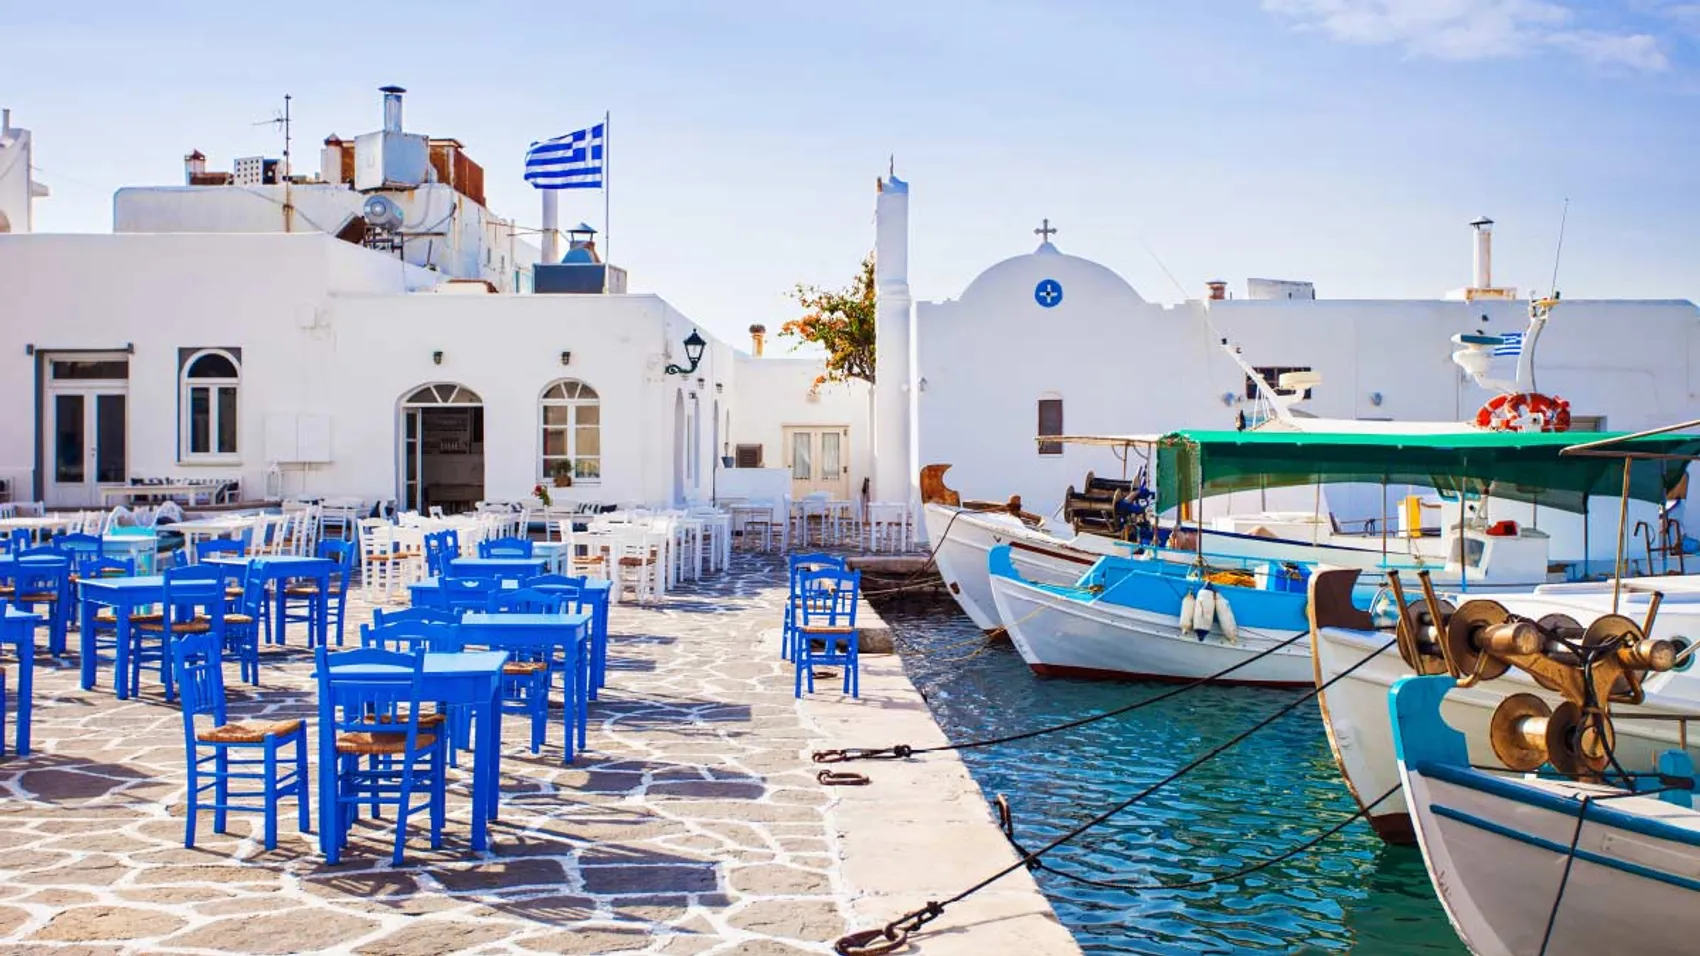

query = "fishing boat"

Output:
[[1391, 657, 1698, 955], [987, 541, 1320, 685], [1311, 423, 1700, 843]]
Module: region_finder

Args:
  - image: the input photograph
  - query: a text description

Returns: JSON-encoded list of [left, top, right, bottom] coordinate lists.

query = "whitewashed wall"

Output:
[[0, 233, 736, 509], [912, 245, 1700, 521], [726, 355, 872, 501]]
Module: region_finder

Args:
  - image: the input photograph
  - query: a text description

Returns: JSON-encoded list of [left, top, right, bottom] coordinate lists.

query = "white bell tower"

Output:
[[872, 171, 913, 507], [0, 109, 50, 233]]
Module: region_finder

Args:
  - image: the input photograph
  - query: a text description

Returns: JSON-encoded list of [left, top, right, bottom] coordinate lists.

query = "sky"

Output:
[[8, 1, 1700, 348]]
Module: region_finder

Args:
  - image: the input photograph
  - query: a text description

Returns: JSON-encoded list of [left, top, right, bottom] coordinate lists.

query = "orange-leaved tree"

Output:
[[779, 253, 876, 387]]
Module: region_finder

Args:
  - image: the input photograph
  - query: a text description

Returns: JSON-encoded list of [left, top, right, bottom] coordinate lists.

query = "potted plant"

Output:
[[532, 483, 552, 507], [551, 460, 574, 488]]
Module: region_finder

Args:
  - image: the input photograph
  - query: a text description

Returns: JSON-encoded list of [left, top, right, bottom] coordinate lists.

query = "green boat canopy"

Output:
[[1154, 429, 1700, 514]]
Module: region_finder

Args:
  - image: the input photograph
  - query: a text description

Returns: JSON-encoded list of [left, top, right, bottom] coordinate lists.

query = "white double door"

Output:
[[783, 426, 850, 500], [44, 381, 129, 507]]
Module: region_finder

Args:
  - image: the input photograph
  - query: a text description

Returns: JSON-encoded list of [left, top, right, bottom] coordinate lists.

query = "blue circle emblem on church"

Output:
[[1034, 279, 1063, 308]]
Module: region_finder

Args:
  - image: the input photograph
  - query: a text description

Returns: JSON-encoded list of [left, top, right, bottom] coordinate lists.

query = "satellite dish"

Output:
[[361, 194, 404, 231]]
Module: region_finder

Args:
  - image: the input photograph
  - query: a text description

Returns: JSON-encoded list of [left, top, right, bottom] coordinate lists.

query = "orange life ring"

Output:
[[1475, 392, 1571, 432]]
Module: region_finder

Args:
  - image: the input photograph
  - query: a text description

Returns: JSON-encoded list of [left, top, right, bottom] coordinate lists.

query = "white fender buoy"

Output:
[[1215, 590, 1239, 644], [1179, 591, 1197, 635], [1194, 587, 1217, 638]]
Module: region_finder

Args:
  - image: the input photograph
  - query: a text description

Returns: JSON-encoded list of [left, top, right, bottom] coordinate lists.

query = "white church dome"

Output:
[[958, 239, 1145, 308]]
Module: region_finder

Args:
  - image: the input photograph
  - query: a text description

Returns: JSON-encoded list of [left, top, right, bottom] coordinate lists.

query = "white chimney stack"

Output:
[[1470, 216, 1494, 291], [380, 85, 406, 133], [1, 109, 10, 134]]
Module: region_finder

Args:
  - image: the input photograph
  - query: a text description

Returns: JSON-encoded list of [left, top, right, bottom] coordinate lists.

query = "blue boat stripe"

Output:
[[1421, 762, 1700, 848], [1429, 802, 1700, 893]]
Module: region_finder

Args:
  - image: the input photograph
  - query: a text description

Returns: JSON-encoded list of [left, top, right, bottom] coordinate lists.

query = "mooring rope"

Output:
[[832, 635, 1399, 956], [813, 628, 1313, 764]]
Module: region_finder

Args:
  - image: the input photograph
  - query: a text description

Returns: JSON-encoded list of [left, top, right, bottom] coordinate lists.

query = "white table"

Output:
[[100, 484, 219, 506], [167, 516, 257, 560], [0, 515, 72, 542]]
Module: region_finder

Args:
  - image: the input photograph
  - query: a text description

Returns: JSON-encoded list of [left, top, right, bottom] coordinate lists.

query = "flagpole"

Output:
[[603, 110, 611, 263]]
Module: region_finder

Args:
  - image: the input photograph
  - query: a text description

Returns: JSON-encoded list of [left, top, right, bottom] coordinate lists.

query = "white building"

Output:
[[0, 90, 858, 512], [0, 108, 50, 234], [870, 175, 1700, 525]]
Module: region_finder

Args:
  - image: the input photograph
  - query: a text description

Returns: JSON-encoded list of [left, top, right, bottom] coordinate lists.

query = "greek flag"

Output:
[[1492, 331, 1524, 357], [525, 123, 604, 189]]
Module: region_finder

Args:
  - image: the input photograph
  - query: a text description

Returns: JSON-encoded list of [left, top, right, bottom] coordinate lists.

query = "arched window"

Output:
[[181, 349, 240, 458], [540, 379, 600, 482]]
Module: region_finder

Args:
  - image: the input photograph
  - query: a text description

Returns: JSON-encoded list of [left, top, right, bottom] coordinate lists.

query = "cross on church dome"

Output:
[[1034, 218, 1057, 242]]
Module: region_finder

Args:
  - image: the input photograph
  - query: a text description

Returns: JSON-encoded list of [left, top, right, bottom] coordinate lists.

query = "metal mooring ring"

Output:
[[835, 928, 909, 956]]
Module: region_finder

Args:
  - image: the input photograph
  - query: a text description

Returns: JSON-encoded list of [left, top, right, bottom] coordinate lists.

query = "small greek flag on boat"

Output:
[[525, 123, 605, 189], [1492, 331, 1524, 357]]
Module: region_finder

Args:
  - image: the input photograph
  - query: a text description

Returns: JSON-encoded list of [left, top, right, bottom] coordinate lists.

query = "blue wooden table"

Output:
[[205, 556, 334, 646], [77, 574, 165, 699], [457, 611, 591, 763], [0, 606, 42, 754], [412, 577, 613, 696], [447, 557, 547, 583], [316, 650, 507, 861]]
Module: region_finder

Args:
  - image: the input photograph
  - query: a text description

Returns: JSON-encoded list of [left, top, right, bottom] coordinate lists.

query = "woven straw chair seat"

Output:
[[503, 661, 549, 676], [225, 586, 244, 598], [0, 586, 13, 597], [134, 616, 212, 634], [800, 624, 855, 635], [196, 719, 303, 744], [335, 731, 436, 755], [371, 710, 447, 728], [15, 592, 58, 604], [283, 582, 339, 596], [225, 613, 255, 625], [618, 556, 655, 568]]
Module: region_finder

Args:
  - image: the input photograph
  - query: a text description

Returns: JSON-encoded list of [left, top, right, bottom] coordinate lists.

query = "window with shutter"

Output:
[[734, 444, 764, 468]]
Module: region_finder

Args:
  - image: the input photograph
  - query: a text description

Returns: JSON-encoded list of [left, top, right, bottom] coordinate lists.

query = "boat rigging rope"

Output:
[[833, 636, 1399, 956], [998, 785, 1401, 892], [814, 628, 1312, 764]]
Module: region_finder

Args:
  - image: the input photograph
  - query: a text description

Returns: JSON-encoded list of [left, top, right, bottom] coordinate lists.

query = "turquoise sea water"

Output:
[[877, 598, 1468, 956]]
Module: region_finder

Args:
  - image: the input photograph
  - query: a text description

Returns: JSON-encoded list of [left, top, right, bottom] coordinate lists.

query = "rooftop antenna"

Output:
[[1548, 197, 1570, 299], [1521, 198, 1570, 394], [252, 94, 293, 179]]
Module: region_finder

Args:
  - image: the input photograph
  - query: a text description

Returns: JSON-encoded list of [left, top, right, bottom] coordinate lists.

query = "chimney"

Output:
[[380, 85, 406, 133], [184, 149, 207, 184], [1, 109, 10, 134], [1470, 216, 1493, 290], [749, 324, 767, 357], [1205, 280, 1227, 301]]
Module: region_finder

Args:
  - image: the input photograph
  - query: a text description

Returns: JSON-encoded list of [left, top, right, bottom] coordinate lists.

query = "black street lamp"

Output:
[[665, 330, 707, 375]]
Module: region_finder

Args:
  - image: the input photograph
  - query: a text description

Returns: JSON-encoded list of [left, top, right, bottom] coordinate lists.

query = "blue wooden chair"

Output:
[[0, 529, 29, 555], [783, 554, 848, 660], [440, 578, 497, 614], [359, 619, 457, 653], [522, 573, 588, 591], [793, 567, 862, 698], [280, 540, 356, 647], [484, 587, 564, 615], [371, 606, 461, 629], [315, 645, 446, 866], [478, 537, 534, 559], [219, 561, 269, 686], [422, 532, 452, 578], [2, 551, 72, 656], [195, 539, 247, 562], [172, 630, 308, 851], [130, 564, 226, 701]]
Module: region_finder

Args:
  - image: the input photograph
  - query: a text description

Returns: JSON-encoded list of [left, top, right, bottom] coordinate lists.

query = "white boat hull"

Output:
[[1393, 678, 1700, 956], [1316, 623, 1700, 843], [924, 503, 1115, 631], [989, 569, 1313, 686]]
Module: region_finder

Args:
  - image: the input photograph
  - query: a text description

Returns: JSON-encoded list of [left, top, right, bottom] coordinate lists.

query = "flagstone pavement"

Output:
[[0, 554, 1080, 956]]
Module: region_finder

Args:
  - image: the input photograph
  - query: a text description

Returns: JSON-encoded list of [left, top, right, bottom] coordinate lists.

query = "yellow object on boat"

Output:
[[1205, 569, 1255, 588]]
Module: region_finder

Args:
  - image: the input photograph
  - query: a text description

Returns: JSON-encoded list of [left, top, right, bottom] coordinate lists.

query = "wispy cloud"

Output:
[[1262, 0, 1670, 71]]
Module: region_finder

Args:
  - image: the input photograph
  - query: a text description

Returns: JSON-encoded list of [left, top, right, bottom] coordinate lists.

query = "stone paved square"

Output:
[[0, 556, 858, 955]]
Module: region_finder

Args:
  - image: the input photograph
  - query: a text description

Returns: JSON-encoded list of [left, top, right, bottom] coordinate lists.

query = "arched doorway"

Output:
[[400, 383, 484, 513], [671, 390, 685, 505]]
